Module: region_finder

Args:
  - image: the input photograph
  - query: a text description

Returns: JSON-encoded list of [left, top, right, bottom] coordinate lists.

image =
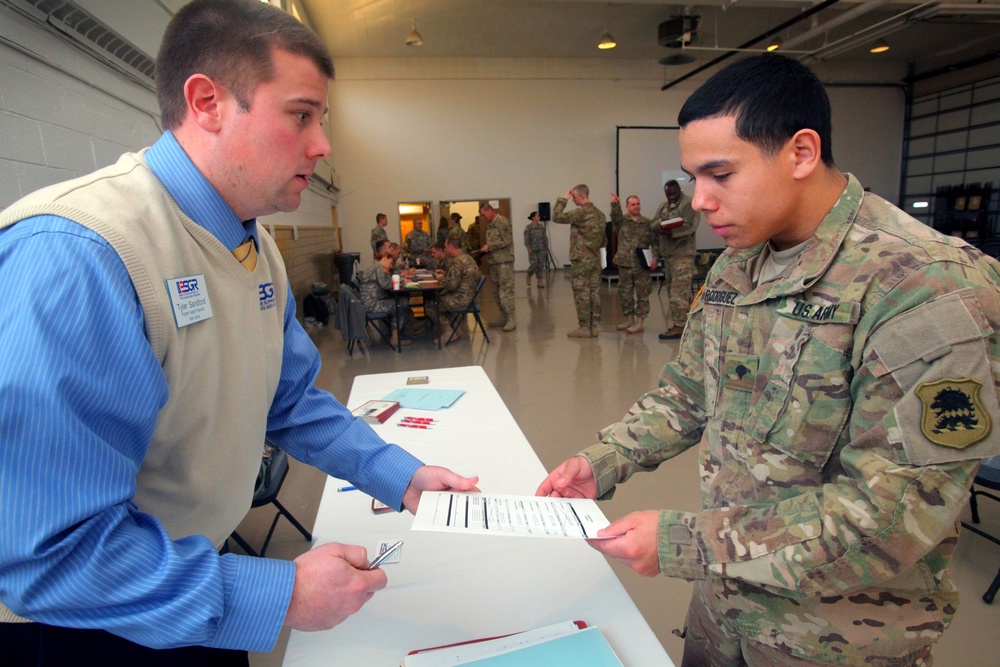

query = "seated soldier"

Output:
[[436, 237, 481, 340], [357, 251, 410, 347]]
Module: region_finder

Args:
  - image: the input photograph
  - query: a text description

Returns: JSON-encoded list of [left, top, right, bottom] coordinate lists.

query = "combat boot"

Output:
[[625, 318, 644, 334], [590, 326, 600, 337], [567, 323, 592, 338], [616, 317, 634, 331], [503, 316, 516, 332], [526, 274, 531, 285], [488, 316, 507, 328]]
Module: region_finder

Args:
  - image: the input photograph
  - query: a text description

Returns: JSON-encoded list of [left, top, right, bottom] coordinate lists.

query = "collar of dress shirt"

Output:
[[145, 130, 257, 252]]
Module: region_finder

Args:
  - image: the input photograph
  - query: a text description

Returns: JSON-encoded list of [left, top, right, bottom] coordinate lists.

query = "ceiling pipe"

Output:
[[805, 2, 940, 62], [661, 0, 842, 91], [781, 0, 895, 50]]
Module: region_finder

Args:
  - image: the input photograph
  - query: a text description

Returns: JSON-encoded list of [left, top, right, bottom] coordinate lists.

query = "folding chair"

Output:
[[229, 441, 312, 557], [961, 454, 1000, 603], [444, 275, 489, 346]]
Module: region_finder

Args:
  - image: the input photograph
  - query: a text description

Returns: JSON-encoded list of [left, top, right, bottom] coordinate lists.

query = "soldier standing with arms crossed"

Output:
[[479, 203, 516, 331], [610, 193, 656, 334], [655, 179, 700, 339], [553, 185, 606, 338], [538, 54, 1000, 666]]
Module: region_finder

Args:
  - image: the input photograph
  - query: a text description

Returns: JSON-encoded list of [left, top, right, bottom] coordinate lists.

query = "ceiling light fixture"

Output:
[[870, 38, 890, 54], [766, 36, 783, 52], [598, 24, 616, 50], [405, 19, 423, 47]]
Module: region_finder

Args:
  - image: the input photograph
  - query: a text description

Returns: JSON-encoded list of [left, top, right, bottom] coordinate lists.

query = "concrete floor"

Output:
[[238, 270, 1000, 667]]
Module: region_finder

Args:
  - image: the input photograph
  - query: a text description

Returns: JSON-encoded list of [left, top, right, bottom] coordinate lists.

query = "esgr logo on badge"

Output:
[[176, 277, 200, 295], [259, 282, 276, 311]]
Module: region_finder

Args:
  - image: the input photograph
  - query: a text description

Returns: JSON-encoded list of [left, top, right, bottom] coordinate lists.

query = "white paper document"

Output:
[[413, 492, 611, 539]]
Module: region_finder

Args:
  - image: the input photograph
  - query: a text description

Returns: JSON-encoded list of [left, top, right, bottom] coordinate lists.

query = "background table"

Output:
[[392, 282, 442, 352], [282, 366, 674, 666]]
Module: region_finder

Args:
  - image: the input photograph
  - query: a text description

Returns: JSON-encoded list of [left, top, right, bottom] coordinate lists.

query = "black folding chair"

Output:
[[961, 455, 1000, 603], [229, 441, 312, 557], [444, 275, 489, 346]]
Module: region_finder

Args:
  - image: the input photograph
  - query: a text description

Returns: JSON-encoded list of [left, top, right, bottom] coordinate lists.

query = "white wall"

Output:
[[329, 76, 905, 270]]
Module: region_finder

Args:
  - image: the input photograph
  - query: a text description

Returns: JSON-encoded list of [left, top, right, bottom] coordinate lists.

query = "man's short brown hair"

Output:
[[156, 0, 334, 130]]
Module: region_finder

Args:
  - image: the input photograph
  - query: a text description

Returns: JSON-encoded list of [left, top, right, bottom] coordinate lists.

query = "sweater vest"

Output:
[[0, 152, 287, 626]]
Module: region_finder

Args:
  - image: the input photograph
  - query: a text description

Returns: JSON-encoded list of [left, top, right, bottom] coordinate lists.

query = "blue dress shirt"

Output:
[[0, 132, 423, 651]]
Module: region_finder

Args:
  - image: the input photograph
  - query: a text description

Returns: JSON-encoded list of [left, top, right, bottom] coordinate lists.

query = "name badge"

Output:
[[166, 274, 214, 328]]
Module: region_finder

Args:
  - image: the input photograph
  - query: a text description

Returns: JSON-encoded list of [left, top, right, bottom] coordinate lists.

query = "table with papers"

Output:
[[282, 365, 674, 667]]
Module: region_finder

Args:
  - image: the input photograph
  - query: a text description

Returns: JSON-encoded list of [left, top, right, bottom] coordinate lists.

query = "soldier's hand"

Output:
[[536, 456, 597, 498], [610, 193, 620, 204], [587, 511, 661, 577], [283, 542, 387, 632], [564, 190, 574, 199]]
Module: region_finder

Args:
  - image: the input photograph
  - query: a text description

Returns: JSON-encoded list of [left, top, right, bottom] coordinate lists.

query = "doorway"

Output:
[[441, 198, 511, 263], [397, 202, 432, 247]]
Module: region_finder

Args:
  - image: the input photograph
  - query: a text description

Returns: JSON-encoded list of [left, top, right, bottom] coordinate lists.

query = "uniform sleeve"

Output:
[[0, 218, 293, 651], [492, 218, 512, 252], [609, 202, 624, 232], [267, 284, 423, 510], [580, 306, 710, 495], [552, 198, 579, 225], [655, 268, 1000, 596], [670, 200, 699, 240]]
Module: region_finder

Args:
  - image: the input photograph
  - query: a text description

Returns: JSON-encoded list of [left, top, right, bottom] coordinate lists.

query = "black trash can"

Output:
[[334, 252, 361, 286]]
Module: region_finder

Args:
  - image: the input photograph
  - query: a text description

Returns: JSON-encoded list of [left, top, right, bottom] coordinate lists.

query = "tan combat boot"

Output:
[[567, 323, 592, 338], [625, 318, 644, 334], [503, 316, 516, 332], [526, 274, 531, 285], [616, 317, 634, 331], [488, 316, 507, 328]]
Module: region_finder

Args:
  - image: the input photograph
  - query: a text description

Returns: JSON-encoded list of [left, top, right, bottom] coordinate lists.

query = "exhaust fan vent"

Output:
[[2, 0, 155, 85]]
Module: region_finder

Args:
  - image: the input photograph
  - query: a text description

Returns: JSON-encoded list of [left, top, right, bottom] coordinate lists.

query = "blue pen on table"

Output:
[[337, 485, 358, 492]]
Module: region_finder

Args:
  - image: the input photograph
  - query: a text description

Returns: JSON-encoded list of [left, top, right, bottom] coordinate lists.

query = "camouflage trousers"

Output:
[[489, 261, 515, 319], [527, 250, 546, 278], [662, 252, 694, 326], [618, 265, 652, 319], [680, 581, 935, 667], [570, 257, 600, 326]]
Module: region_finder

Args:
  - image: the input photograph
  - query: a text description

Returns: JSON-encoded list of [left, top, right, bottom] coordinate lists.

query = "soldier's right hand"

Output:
[[610, 193, 620, 204], [536, 455, 597, 499], [283, 542, 387, 632]]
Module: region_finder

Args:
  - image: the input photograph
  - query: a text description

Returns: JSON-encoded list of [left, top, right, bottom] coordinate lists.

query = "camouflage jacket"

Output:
[[610, 202, 654, 268], [523, 222, 548, 252], [405, 229, 432, 258], [370, 225, 388, 255], [653, 192, 699, 258], [356, 261, 392, 309], [485, 214, 514, 265], [441, 251, 480, 304], [466, 221, 481, 250], [552, 199, 606, 261], [581, 174, 1000, 663]]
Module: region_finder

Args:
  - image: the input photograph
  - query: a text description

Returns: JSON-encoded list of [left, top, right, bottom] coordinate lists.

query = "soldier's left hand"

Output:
[[587, 510, 661, 577]]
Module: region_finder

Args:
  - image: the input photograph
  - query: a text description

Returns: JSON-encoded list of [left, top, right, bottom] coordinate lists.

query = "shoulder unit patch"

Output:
[[916, 378, 992, 449]]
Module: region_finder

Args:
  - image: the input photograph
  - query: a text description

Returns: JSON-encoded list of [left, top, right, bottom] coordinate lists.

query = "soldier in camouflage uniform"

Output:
[[479, 203, 516, 332], [553, 184, 606, 338], [370, 212, 389, 256], [610, 193, 656, 334], [437, 237, 481, 340], [447, 213, 469, 254], [404, 219, 432, 268], [436, 216, 450, 247], [466, 216, 481, 253], [524, 211, 548, 288], [357, 252, 409, 347], [654, 180, 700, 339], [538, 54, 1000, 666]]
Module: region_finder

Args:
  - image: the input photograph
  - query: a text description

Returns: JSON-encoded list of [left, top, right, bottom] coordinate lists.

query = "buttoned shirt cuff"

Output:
[[210, 554, 296, 652], [657, 510, 708, 581]]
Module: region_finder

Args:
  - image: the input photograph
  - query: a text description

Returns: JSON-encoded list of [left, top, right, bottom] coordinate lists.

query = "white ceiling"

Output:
[[299, 0, 1000, 83]]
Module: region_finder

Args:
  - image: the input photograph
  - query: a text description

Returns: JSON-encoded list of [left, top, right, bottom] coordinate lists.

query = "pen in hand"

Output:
[[367, 540, 403, 570]]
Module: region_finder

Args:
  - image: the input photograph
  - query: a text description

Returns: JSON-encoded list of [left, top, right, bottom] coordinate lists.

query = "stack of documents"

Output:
[[403, 620, 623, 666]]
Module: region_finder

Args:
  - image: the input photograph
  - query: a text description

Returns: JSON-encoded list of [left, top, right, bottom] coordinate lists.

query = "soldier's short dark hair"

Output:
[[156, 0, 334, 130], [573, 185, 590, 198], [377, 213, 387, 222], [445, 237, 462, 249], [665, 180, 680, 189], [625, 195, 640, 205], [528, 211, 537, 220], [375, 239, 391, 253], [429, 242, 444, 253], [679, 54, 834, 167], [479, 203, 494, 213]]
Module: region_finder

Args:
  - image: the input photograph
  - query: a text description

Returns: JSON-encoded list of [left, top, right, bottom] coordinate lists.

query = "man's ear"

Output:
[[183, 74, 226, 133], [789, 128, 822, 180]]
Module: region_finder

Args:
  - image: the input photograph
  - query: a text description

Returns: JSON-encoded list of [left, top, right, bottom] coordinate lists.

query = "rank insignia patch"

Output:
[[916, 378, 992, 449]]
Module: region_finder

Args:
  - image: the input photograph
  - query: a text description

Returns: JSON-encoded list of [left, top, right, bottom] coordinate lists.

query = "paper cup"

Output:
[[391, 274, 401, 290]]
